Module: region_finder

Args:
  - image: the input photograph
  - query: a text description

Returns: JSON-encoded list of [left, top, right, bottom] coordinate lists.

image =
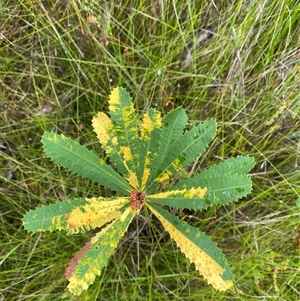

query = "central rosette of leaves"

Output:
[[130, 190, 145, 210]]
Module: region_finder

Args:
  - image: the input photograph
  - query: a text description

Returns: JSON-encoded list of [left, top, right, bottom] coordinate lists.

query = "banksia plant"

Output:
[[22, 87, 255, 296]]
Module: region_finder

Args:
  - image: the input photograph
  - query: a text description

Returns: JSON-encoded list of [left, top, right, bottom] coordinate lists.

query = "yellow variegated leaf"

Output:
[[146, 203, 234, 291], [150, 187, 207, 199], [154, 157, 182, 184], [108, 87, 140, 189], [66, 197, 130, 231], [92, 112, 129, 179], [125, 171, 139, 190], [138, 108, 162, 190], [147, 186, 209, 210], [120, 146, 133, 161], [92, 112, 112, 146], [67, 206, 137, 295], [140, 110, 162, 137]]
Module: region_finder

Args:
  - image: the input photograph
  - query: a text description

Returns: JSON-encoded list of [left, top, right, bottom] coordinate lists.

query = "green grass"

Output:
[[1, 0, 300, 300]]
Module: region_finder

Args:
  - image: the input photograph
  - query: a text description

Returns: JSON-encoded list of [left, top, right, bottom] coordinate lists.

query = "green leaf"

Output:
[[173, 156, 255, 207], [146, 202, 234, 291], [67, 207, 136, 296], [146, 107, 188, 188], [41, 131, 131, 194], [200, 175, 253, 206], [201, 155, 255, 175], [147, 119, 217, 193]]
